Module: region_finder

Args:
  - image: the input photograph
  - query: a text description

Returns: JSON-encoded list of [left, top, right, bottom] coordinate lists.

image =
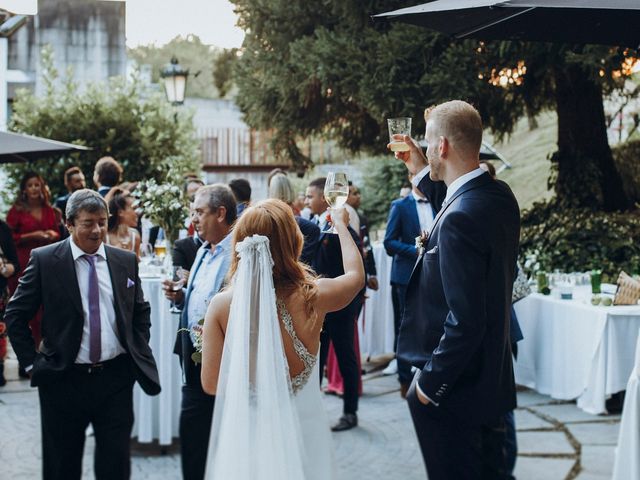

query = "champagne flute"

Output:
[[323, 172, 349, 234]]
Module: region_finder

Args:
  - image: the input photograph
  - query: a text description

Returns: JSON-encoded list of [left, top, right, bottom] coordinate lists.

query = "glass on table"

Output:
[[590, 270, 602, 294], [323, 172, 349, 234], [387, 117, 412, 152]]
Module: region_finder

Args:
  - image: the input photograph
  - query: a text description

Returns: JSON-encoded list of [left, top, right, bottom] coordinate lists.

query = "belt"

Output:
[[72, 354, 128, 374]]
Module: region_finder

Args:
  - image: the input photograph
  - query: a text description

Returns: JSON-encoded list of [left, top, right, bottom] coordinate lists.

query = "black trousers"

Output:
[[38, 355, 135, 480], [406, 373, 509, 480], [391, 283, 413, 385], [319, 298, 362, 415], [180, 369, 215, 480]]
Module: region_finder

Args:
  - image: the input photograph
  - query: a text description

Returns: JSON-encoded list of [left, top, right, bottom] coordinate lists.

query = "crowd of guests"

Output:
[[0, 107, 520, 480]]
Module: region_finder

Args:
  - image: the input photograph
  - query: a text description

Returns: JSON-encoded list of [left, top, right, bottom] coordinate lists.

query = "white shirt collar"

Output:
[[69, 236, 107, 261], [411, 191, 428, 203], [318, 210, 330, 226], [444, 168, 485, 205]]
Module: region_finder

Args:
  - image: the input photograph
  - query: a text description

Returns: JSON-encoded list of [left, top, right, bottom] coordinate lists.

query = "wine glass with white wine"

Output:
[[323, 172, 349, 234]]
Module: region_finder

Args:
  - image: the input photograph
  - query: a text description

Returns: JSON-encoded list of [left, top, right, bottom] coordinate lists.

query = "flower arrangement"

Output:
[[191, 319, 204, 364], [134, 179, 189, 246]]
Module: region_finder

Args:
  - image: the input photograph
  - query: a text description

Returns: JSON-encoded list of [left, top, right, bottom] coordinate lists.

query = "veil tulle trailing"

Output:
[[205, 234, 307, 479]]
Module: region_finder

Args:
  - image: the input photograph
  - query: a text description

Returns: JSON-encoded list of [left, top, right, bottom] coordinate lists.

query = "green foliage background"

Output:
[[3, 48, 200, 206], [128, 35, 220, 99]]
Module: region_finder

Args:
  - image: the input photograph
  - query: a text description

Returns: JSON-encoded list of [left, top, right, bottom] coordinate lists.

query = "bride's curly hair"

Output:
[[229, 199, 319, 324]]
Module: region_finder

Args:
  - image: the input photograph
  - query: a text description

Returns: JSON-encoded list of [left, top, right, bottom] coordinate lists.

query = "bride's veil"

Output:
[[204, 234, 306, 479]]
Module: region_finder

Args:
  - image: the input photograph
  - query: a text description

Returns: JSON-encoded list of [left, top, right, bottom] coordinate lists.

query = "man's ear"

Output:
[[217, 206, 227, 222], [439, 136, 449, 157]]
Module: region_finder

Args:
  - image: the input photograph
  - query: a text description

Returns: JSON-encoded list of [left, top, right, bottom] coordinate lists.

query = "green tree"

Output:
[[128, 35, 220, 99], [213, 48, 239, 98], [4, 47, 200, 202], [231, 0, 637, 211]]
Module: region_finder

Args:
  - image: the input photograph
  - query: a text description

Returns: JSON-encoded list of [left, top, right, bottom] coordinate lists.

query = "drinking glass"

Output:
[[323, 172, 349, 234], [154, 239, 167, 259], [590, 270, 602, 294], [167, 266, 186, 313], [387, 117, 412, 152]]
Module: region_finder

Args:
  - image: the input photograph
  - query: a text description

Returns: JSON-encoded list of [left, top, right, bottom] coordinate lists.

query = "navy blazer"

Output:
[[295, 216, 320, 268], [383, 196, 428, 286], [398, 172, 520, 425]]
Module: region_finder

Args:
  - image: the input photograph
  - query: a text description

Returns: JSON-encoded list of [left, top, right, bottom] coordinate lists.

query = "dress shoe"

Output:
[[331, 413, 357, 432], [18, 366, 29, 379], [0, 362, 6, 387], [382, 359, 397, 375], [400, 382, 409, 399]]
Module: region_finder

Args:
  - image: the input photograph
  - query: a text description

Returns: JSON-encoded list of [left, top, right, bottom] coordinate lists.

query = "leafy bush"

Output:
[[613, 139, 640, 205], [3, 47, 200, 208], [360, 156, 409, 229], [520, 200, 640, 282]]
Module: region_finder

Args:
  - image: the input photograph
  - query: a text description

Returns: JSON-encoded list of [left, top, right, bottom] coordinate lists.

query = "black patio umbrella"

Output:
[[0, 131, 91, 163], [373, 0, 640, 47]]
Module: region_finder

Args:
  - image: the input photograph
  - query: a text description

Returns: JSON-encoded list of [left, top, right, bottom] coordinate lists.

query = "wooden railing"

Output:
[[198, 128, 288, 168]]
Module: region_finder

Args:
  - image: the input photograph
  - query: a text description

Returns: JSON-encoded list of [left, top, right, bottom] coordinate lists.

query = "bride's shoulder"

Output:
[[206, 289, 233, 329]]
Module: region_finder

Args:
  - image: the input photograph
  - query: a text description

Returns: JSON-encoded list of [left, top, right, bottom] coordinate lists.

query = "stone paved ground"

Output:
[[0, 355, 621, 479]]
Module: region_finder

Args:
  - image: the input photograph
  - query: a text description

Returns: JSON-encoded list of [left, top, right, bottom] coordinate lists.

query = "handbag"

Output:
[[512, 264, 532, 303]]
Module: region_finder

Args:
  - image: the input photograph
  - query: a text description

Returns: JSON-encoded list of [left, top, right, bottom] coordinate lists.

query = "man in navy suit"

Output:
[[383, 178, 445, 395], [393, 100, 520, 479]]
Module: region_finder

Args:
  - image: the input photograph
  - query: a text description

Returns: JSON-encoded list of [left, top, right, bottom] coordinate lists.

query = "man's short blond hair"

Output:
[[424, 100, 483, 157]]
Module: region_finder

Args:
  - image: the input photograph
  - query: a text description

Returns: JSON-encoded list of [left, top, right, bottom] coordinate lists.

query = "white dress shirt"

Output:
[[70, 238, 125, 364], [412, 191, 434, 233], [344, 203, 360, 233]]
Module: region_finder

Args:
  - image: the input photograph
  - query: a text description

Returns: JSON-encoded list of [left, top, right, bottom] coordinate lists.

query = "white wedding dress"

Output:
[[204, 235, 336, 480]]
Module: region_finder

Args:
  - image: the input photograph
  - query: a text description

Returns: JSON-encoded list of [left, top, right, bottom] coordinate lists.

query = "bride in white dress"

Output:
[[200, 199, 365, 479]]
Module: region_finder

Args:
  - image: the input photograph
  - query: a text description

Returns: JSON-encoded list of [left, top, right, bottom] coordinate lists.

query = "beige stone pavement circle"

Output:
[[0, 353, 621, 479]]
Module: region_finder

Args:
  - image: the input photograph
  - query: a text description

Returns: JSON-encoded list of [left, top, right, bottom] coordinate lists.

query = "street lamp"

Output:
[[160, 56, 189, 106]]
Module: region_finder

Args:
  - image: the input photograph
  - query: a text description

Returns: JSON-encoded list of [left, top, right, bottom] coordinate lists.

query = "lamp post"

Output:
[[160, 56, 189, 106]]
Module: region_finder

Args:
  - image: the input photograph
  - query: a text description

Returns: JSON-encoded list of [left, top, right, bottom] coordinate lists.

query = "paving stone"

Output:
[[515, 408, 555, 430], [0, 377, 620, 479], [516, 388, 556, 407], [514, 456, 576, 480], [579, 445, 616, 477], [568, 422, 621, 446], [534, 403, 619, 424], [518, 431, 576, 455]]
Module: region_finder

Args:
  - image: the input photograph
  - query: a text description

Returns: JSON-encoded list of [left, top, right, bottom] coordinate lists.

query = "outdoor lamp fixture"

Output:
[[161, 56, 189, 106]]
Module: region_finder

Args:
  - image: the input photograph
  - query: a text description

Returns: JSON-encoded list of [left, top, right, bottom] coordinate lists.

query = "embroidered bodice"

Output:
[[277, 298, 317, 395]]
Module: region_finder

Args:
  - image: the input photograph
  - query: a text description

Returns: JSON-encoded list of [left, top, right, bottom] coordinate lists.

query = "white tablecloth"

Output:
[[358, 243, 395, 358], [131, 277, 182, 445], [612, 332, 640, 479], [514, 292, 640, 414]]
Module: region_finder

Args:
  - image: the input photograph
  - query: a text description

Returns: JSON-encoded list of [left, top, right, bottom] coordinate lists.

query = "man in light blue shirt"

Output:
[[163, 184, 236, 480]]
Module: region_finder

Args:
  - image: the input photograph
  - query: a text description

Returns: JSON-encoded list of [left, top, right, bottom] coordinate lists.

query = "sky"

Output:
[[0, 0, 245, 49]]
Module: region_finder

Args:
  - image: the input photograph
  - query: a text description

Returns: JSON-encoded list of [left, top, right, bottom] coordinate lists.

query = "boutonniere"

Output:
[[415, 235, 424, 256], [415, 231, 429, 256]]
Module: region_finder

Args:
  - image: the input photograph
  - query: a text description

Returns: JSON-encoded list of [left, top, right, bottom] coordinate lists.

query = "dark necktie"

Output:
[[82, 254, 102, 363]]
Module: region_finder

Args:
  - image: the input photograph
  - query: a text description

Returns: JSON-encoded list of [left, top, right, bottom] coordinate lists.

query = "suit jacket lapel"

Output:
[[408, 172, 492, 283], [407, 197, 422, 236], [53, 239, 83, 317], [182, 246, 207, 329], [104, 246, 128, 340]]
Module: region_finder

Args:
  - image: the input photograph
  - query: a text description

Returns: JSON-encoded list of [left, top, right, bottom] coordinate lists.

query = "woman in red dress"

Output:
[[7, 172, 61, 352]]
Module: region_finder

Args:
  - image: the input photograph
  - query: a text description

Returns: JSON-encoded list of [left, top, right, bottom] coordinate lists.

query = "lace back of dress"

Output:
[[205, 235, 307, 479], [277, 299, 317, 394]]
